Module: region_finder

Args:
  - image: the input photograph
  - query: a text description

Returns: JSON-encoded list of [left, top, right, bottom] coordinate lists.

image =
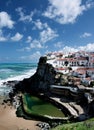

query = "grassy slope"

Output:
[[52, 118, 94, 130]]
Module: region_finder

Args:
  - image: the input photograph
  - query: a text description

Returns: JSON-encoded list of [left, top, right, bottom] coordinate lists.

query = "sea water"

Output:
[[0, 63, 37, 95]]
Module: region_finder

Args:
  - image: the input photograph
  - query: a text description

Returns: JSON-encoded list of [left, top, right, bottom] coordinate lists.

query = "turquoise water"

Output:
[[0, 63, 37, 80], [0, 63, 37, 95]]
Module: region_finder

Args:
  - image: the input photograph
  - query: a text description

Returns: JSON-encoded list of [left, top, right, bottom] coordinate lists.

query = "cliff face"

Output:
[[7, 56, 94, 120], [37, 57, 56, 91], [13, 56, 56, 94]]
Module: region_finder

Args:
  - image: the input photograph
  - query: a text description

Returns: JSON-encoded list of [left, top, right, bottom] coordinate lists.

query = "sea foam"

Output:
[[0, 68, 36, 85], [0, 67, 36, 95]]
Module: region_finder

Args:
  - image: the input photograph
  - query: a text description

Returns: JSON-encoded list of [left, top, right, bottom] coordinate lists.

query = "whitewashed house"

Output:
[[77, 57, 88, 66]]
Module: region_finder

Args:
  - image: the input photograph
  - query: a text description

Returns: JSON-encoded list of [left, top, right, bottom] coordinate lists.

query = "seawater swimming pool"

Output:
[[22, 93, 65, 118]]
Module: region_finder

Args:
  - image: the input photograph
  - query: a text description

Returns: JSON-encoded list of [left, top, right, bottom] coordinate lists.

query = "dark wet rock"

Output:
[[3, 80, 19, 87], [36, 122, 51, 130], [8, 56, 56, 95]]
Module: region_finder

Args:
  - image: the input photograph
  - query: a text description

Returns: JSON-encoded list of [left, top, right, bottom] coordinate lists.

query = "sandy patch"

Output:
[[0, 104, 40, 130]]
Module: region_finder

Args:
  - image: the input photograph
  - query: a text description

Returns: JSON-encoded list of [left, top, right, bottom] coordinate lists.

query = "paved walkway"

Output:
[[50, 97, 84, 117], [69, 102, 84, 115]]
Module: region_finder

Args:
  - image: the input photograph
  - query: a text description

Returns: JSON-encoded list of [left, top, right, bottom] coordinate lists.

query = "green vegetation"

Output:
[[52, 118, 94, 130], [22, 93, 65, 118]]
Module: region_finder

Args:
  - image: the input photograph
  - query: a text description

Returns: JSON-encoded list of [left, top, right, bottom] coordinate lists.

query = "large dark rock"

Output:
[[12, 56, 56, 94], [38, 56, 47, 65]]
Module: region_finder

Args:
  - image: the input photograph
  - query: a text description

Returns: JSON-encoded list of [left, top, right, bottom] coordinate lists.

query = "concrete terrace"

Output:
[[49, 97, 84, 118]]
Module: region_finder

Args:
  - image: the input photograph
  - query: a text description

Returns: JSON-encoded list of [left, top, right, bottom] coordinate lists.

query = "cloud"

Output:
[[80, 32, 92, 38], [20, 51, 41, 61], [16, 7, 34, 22], [43, 0, 94, 24], [0, 11, 14, 29], [61, 46, 78, 54], [86, 0, 94, 8], [0, 29, 7, 42], [60, 43, 94, 54], [22, 21, 58, 51], [33, 19, 58, 44], [29, 26, 58, 49], [54, 42, 64, 48], [33, 19, 48, 30], [26, 36, 32, 43], [11, 32, 23, 41], [0, 36, 7, 42], [40, 27, 58, 43], [30, 39, 43, 48], [29, 51, 41, 60], [79, 43, 94, 51], [19, 39, 43, 51]]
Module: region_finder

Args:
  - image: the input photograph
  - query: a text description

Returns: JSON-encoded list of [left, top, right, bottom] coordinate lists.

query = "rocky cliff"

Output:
[[11, 56, 56, 95], [5, 56, 94, 121]]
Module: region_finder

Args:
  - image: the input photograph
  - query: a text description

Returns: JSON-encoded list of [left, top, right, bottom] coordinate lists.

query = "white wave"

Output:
[[0, 68, 36, 87], [0, 84, 12, 95]]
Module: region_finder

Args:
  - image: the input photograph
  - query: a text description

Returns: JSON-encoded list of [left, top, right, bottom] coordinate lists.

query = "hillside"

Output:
[[52, 118, 94, 130]]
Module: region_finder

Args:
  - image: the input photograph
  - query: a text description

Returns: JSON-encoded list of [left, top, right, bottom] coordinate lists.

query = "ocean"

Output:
[[0, 63, 37, 95]]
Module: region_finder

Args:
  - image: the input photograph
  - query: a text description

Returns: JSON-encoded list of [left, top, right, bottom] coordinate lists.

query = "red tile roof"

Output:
[[55, 67, 67, 70]]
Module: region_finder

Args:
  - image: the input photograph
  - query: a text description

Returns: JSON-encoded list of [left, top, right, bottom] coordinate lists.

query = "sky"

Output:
[[0, 0, 94, 63]]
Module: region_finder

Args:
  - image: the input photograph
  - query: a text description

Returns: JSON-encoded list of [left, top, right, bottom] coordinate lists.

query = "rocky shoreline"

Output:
[[3, 56, 94, 129]]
